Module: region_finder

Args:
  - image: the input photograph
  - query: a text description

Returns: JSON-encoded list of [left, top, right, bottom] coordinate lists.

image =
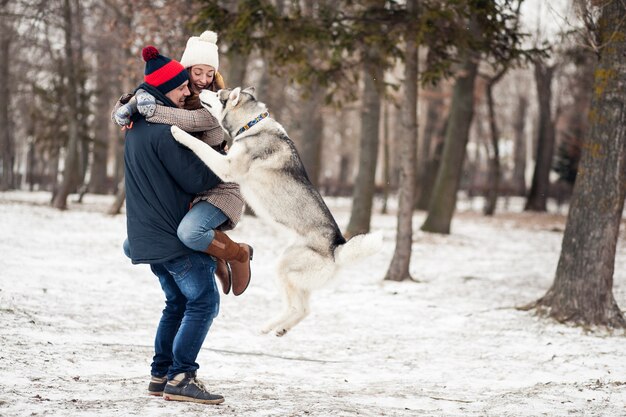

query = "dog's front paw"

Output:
[[275, 328, 288, 337]]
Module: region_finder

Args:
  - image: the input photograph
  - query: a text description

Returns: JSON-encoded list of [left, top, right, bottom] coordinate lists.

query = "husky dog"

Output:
[[170, 87, 382, 336]]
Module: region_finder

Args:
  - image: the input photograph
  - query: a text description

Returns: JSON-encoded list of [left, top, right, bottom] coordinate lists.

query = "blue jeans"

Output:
[[150, 252, 220, 379], [177, 201, 228, 251], [122, 201, 227, 258]]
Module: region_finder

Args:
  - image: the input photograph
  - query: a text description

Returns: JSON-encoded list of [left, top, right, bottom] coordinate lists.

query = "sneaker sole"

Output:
[[148, 391, 163, 396], [163, 394, 225, 405]]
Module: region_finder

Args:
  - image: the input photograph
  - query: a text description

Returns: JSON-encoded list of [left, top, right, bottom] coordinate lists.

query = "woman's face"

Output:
[[189, 64, 216, 92]]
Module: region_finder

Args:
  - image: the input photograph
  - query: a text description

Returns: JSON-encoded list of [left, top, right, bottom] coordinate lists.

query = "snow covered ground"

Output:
[[0, 190, 625, 417]]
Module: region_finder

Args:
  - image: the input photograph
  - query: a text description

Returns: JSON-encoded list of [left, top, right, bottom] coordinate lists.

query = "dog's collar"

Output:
[[234, 111, 269, 137]]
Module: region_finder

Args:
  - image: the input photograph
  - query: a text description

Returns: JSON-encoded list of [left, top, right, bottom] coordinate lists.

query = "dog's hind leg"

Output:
[[261, 246, 332, 336], [261, 281, 310, 337]]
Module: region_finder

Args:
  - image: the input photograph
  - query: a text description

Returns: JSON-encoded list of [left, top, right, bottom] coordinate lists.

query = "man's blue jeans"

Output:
[[149, 252, 219, 380]]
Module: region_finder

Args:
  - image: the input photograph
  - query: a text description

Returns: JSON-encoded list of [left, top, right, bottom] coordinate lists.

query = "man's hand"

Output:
[[136, 89, 157, 117]]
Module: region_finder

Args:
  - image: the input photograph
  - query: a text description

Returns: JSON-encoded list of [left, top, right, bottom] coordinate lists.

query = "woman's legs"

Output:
[[177, 201, 253, 296], [177, 201, 228, 251]]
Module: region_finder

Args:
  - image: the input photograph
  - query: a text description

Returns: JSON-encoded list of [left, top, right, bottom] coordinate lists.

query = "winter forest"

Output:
[[1, 0, 625, 416]]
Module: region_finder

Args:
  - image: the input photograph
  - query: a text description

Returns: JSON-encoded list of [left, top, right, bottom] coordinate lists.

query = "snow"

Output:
[[1, 190, 625, 416]]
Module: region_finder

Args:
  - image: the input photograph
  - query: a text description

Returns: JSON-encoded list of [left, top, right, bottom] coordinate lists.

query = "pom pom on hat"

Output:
[[142, 46, 159, 62], [199, 31, 218, 44], [180, 30, 220, 70]]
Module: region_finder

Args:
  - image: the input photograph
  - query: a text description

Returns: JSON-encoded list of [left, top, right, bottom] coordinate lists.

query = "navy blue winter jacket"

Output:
[[124, 83, 221, 264]]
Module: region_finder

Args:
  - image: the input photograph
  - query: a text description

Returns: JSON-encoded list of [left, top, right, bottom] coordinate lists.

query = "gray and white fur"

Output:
[[171, 87, 382, 336]]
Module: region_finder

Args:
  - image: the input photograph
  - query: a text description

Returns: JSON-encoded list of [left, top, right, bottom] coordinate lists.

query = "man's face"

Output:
[[166, 80, 191, 108]]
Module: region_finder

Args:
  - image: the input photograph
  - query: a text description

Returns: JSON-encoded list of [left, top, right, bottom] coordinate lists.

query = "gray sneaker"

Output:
[[148, 375, 167, 396], [163, 372, 224, 405]]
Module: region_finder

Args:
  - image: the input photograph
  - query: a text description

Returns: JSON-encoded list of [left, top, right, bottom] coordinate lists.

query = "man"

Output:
[[123, 45, 224, 405]]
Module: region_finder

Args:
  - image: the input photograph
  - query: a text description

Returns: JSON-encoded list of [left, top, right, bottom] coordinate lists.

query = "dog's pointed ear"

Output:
[[243, 86, 256, 97], [229, 87, 241, 106]]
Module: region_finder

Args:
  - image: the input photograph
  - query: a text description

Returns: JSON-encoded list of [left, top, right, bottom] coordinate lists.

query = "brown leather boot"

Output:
[[205, 230, 253, 296], [214, 259, 231, 295]]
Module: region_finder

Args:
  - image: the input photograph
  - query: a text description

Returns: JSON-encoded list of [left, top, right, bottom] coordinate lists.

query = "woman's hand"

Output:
[[136, 89, 156, 117]]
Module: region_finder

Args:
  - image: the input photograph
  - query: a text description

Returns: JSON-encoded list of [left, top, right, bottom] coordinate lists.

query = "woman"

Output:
[[114, 31, 252, 297]]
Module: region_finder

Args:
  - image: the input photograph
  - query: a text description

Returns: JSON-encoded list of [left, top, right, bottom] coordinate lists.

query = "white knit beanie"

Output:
[[180, 31, 219, 71]]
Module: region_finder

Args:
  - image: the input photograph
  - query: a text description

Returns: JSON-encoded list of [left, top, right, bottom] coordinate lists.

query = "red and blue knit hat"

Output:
[[142, 46, 189, 94]]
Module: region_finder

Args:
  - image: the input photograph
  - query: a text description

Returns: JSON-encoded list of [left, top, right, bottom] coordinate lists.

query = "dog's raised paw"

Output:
[[275, 328, 288, 337]]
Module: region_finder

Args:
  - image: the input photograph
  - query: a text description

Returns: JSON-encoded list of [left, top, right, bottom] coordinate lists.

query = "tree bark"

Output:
[[483, 69, 506, 215], [525, 60, 556, 212], [530, 1, 626, 328], [345, 58, 383, 237], [52, 0, 81, 210], [108, 182, 126, 216], [421, 48, 479, 234], [224, 50, 248, 89], [415, 85, 445, 210], [297, 0, 327, 189], [385, 0, 418, 281], [512, 94, 528, 195], [89, 7, 114, 194], [298, 87, 325, 188], [0, 0, 14, 190], [381, 100, 390, 214]]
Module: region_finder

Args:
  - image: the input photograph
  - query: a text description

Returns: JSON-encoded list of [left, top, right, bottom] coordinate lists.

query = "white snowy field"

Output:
[[0, 190, 625, 417]]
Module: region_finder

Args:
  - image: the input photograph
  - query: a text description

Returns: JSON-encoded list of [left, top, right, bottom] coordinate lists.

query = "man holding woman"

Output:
[[116, 31, 250, 405]]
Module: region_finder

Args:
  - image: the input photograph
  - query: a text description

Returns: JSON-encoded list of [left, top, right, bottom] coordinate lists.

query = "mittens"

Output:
[[136, 89, 157, 118]]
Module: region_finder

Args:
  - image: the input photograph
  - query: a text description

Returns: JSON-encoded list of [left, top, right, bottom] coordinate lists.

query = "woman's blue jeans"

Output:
[[122, 201, 227, 258], [177, 201, 228, 251], [150, 252, 219, 380]]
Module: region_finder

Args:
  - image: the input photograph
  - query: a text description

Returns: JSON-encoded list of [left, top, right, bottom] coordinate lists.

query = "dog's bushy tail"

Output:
[[334, 230, 383, 266]]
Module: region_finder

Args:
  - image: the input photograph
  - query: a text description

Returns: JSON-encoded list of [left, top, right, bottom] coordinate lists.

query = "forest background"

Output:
[[1, 0, 626, 358]]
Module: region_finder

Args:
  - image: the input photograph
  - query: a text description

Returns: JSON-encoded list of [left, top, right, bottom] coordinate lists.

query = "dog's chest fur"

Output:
[[230, 129, 342, 250]]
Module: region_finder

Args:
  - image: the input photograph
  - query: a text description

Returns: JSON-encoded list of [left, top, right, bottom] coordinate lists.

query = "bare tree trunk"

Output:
[[0, 0, 14, 190], [75, 0, 89, 196], [224, 51, 248, 89], [52, 0, 81, 210], [296, 0, 325, 188], [336, 109, 354, 196], [385, 0, 418, 281], [529, 1, 626, 328], [108, 182, 126, 215], [381, 101, 390, 214], [421, 48, 479, 234], [525, 60, 556, 212], [257, 62, 286, 122], [298, 87, 325, 187], [512, 94, 528, 195], [415, 85, 445, 210], [345, 58, 383, 237], [89, 6, 114, 194], [48, 148, 60, 193], [483, 69, 506, 215], [257, 0, 287, 121]]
